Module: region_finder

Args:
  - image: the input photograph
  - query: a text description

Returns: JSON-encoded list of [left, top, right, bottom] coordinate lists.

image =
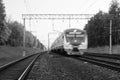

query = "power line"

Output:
[[82, 0, 100, 13], [79, 0, 92, 13]]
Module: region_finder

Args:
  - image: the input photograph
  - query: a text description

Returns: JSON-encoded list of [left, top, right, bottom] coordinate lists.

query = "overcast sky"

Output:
[[3, 0, 118, 47]]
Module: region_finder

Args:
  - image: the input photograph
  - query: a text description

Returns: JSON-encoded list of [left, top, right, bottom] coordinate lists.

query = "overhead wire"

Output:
[[81, 0, 100, 13], [79, 0, 93, 13]]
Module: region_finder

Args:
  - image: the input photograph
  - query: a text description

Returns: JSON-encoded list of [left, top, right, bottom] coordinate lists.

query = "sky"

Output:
[[3, 0, 118, 48]]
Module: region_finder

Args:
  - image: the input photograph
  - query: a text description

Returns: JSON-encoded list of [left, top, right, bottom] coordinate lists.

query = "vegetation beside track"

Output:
[[0, 46, 42, 66]]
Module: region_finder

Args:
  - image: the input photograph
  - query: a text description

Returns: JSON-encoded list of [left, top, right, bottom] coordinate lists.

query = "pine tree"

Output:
[[84, 0, 120, 47], [109, 0, 120, 45], [0, 0, 10, 45]]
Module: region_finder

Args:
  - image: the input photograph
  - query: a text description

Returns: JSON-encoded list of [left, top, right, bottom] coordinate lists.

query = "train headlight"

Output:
[[64, 43, 73, 49]]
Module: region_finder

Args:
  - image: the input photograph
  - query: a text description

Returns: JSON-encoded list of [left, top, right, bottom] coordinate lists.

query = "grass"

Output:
[[0, 46, 42, 66]]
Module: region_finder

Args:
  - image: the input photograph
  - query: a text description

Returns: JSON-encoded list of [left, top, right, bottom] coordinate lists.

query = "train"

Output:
[[50, 28, 88, 55]]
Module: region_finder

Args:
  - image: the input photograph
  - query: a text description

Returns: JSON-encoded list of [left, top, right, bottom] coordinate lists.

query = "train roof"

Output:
[[64, 28, 86, 33]]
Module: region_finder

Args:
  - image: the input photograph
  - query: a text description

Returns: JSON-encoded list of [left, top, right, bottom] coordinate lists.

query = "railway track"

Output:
[[68, 53, 120, 72], [84, 52, 120, 60], [0, 52, 43, 80]]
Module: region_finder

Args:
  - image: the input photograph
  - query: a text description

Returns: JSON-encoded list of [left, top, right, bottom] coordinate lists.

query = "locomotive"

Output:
[[50, 28, 88, 55]]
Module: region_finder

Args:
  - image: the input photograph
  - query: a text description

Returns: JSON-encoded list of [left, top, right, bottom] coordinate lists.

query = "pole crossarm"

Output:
[[22, 14, 95, 20]]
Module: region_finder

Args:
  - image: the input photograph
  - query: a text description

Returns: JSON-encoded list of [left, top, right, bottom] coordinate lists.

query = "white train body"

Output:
[[51, 28, 88, 55]]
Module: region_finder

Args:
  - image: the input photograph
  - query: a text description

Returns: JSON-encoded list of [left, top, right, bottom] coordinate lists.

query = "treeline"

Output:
[[0, 0, 44, 49], [1, 21, 44, 49], [84, 0, 120, 48]]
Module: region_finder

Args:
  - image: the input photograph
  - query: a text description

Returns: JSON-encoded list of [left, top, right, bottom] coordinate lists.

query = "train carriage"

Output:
[[51, 28, 88, 55]]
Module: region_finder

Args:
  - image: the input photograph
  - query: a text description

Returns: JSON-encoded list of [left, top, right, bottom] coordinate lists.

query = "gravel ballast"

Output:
[[27, 53, 120, 80]]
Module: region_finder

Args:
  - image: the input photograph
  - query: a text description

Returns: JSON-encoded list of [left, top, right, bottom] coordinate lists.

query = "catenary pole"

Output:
[[109, 19, 112, 54], [48, 33, 49, 51], [23, 18, 26, 56]]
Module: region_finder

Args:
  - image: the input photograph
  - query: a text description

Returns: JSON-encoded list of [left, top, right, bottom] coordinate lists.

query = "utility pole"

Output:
[[48, 33, 50, 51], [69, 16, 71, 28], [52, 19, 55, 31], [23, 18, 26, 56], [109, 20, 112, 54]]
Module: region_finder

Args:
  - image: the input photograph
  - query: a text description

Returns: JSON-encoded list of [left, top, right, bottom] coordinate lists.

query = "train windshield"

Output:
[[65, 31, 85, 42]]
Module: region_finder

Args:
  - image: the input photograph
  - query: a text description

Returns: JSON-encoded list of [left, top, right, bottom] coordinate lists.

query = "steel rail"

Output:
[[83, 52, 120, 60], [18, 54, 40, 80], [0, 52, 45, 79], [0, 53, 39, 72], [70, 55, 120, 72]]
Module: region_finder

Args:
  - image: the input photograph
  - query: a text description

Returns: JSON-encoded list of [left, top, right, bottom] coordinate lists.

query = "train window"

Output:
[[66, 34, 85, 42], [76, 35, 85, 37], [66, 34, 75, 37], [69, 32, 82, 34]]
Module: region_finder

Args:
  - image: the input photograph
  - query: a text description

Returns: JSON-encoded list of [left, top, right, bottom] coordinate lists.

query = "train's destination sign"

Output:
[[66, 34, 85, 37], [69, 32, 83, 34]]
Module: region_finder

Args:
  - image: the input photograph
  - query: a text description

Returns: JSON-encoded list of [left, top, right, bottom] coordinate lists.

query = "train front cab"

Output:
[[78, 35, 88, 54], [63, 30, 88, 55]]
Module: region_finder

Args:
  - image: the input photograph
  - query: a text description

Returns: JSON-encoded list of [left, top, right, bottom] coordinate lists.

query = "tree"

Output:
[[109, 0, 120, 45], [109, 0, 120, 15], [25, 31, 35, 47], [0, 0, 10, 45], [6, 20, 45, 48], [7, 21, 24, 46], [84, 0, 120, 48], [84, 11, 110, 47]]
